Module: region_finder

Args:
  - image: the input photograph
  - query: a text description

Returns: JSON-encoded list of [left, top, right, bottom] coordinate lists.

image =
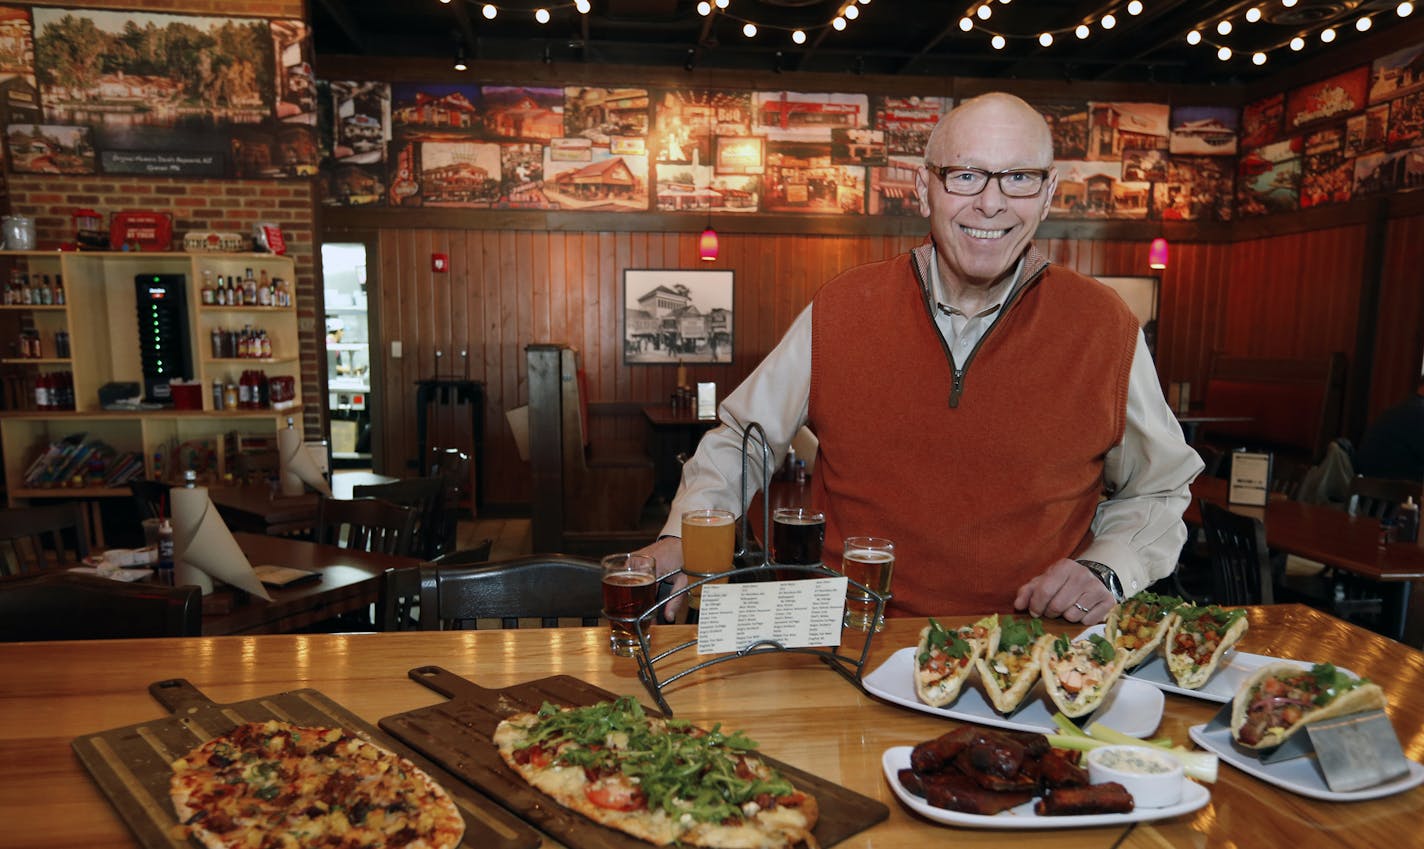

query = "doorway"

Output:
[[320, 242, 377, 470]]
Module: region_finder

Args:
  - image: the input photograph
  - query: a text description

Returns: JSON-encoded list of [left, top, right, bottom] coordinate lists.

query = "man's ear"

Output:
[[915, 166, 933, 218], [1039, 167, 1059, 223]]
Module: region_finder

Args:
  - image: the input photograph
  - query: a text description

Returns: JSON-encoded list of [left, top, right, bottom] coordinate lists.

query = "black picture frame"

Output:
[[622, 269, 734, 365]]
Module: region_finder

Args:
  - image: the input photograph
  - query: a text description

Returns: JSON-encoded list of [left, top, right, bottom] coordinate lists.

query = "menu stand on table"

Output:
[[622, 421, 888, 716]]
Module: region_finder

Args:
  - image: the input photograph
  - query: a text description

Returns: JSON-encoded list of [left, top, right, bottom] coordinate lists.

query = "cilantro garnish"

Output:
[[999, 616, 1044, 650], [1088, 633, 1116, 664], [1308, 663, 1370, 707]]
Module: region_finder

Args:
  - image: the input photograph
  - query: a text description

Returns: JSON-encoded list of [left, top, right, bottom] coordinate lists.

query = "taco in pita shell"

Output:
[[1039, 632, 1126, 718], [1105, 591, 1183, 669], [974, 615, 1053, 714], [914, 615, 996, 707], [1164, 604, 1249, 689], [1231, 662, 1387, 749]]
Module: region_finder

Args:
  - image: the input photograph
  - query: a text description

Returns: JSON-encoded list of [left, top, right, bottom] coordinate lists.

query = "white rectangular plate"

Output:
[[861, 647, 1163, 738], [1076, 624, 1339, 704], [1188, 723, 1424, 801], [882, 746, 1210, 828]]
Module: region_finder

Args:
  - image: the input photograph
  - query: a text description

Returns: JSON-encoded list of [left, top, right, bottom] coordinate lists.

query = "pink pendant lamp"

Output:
[[699, 224, 718, 261], [1148, 237, 1169, 270]]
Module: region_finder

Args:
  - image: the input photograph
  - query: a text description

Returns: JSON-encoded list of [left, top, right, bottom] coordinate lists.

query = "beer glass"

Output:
[[601, 553, 657, 657], [841, 536, 894, 631], [771, 507, 825, 580], [681, 508, 735, 611]]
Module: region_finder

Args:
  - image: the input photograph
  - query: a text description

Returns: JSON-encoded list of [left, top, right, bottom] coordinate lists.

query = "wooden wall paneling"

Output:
[[1371, 214, 1424, 420], [376, 230, 403, 475]]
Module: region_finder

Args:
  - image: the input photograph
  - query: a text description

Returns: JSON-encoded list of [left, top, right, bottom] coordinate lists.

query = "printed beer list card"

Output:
[[696, 578, 848, 654]]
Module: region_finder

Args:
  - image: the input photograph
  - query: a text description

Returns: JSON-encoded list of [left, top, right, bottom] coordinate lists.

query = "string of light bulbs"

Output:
[[437, 0, 874, 46], [954, 0, 1416, 66]]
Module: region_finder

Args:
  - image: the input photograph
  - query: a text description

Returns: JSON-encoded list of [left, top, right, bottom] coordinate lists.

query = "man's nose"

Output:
[[973, 178, 1010, 214]]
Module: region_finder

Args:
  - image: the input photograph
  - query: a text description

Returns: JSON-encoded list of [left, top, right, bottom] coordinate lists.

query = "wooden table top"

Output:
[[1190, 477, 1424, 582], [641, 404, 721, 428], [202, 532, 416, 635], [1, 606, 1420, 849]]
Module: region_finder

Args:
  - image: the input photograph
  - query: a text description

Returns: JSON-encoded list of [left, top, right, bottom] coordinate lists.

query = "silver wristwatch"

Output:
[[1077, 559, 1125, 602]]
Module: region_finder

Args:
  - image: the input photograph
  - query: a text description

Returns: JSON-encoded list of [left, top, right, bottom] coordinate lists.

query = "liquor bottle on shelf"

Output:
[[52, 274, 64, 305], [201, 269, 216, 305]]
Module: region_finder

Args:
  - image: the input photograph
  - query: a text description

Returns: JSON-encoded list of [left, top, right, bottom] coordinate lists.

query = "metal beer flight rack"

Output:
[[614, 420, 889, 716]]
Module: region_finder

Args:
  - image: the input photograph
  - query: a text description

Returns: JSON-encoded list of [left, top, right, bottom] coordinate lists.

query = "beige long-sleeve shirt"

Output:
[[662, 253, 1204, 596]]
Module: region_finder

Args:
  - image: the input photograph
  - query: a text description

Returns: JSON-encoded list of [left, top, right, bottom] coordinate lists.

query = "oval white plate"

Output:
[[882, 746, 1211, 829], [861, 646, 1164, 737], [1188, 722, 1424, 801]]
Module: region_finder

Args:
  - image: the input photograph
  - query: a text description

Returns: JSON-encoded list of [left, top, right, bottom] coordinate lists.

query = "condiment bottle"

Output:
[[156, 519, 175, 585], [1397, 497, 1420, 544]]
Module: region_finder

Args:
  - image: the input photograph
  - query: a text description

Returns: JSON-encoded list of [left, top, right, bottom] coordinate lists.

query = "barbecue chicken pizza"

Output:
[[169, 720, 464, 849], [915, 615, 996, 707], [494, 697, 817, 849]]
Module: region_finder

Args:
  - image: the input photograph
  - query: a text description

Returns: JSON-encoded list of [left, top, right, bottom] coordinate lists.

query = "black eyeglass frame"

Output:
[[927, 164, 1053, 198]]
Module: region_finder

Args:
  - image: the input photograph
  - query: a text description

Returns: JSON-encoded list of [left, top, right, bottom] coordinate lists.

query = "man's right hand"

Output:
[[634, 536, 685, 622]]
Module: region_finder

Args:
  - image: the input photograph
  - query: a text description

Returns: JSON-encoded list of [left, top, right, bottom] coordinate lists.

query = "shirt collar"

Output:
[[929, 248, 1025, 318]]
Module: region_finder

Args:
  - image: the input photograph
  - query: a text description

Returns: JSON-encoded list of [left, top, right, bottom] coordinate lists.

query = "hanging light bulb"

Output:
[[1102, 14, 1116, 28], [482, 4, 497, 20], [535, 8, 550, 23], [991, 34, 1006, 48], [1246, 7, 1262, 22], [700, 226, 719, 261], [743, 22, 757, 37], [453, 45, 468, 72], [792, 29, 807, 43], [697, 0, 711, 12], [575, 0, 590, 10], [1253, 51, 1267, 64], [1076, 23, 1090, 38], [832, 15, 846, 29], [1187, 30, 1202, 45], [715, 0, 729, 7], [1217, 19, 1232, 35], [1039, 32, 1053, 46], [1217, 45, 1232, 60], [1321, 27, 1336, 42], [1400, 2, 1415, 17], [1290, 35, 1305, 49], [959, 16, 974, 31], [977, 4, 992, 19], [1356, 16, 1372, 30], [1127, 0, 1143, 14], [1148, 237, 1169, 270], [844, 5, 859, 19], [1283, 0, 1298, 6]]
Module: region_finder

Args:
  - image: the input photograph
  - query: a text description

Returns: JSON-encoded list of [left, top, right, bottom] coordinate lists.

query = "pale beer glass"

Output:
[[771, 507, 825, 580], [601, 553, 657, 657], [841, 536, 894, 631], [681, 508, 735, 611]]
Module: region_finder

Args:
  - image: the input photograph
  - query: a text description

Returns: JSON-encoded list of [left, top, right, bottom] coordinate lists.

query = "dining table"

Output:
[[1190, 476, 1424, 640], [207, 472, 400, 536], [201, 531, 418, 635], [642, 403, 722, 501], [2, 605, 1420, 849]]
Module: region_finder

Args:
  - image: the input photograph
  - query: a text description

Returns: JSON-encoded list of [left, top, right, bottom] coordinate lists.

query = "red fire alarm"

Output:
[[432, 253, 448, 272]]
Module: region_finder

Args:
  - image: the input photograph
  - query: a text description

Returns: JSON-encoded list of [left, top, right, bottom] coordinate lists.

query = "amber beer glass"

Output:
[[681, 508, 735, 611], [771, 507, 825, 580], [841, 536, 894, 631], [601, 553, 657, 657]]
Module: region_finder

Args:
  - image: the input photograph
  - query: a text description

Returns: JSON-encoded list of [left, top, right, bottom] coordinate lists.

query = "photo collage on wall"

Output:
[[318, 82, 951, 215], [0, 5, 316, 179]]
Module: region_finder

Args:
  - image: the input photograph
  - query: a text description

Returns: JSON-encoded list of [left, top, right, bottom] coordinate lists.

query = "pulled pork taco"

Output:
[[1164, 604, 1249, 689], [914, 615, 995, 707], [1039, 632, 1126, 718], [1105, 591, 1183, 669], [974, 615, 1053, 714], [1231, 662, 1387, 749]]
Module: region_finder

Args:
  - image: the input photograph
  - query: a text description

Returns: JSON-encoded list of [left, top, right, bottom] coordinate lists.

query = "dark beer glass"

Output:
[[771, 507, 825, 580]]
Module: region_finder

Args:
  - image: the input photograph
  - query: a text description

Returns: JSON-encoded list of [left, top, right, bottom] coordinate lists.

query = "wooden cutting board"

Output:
[[379, 666, 890, 849], [70, 678, 542, 849]]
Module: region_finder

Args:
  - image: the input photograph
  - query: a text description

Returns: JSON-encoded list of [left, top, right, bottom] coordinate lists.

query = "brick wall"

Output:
[[9, 0, 319, 435]]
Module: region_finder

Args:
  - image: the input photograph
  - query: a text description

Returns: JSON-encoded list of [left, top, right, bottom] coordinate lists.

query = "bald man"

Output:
[[641, 93, 1201, 626]]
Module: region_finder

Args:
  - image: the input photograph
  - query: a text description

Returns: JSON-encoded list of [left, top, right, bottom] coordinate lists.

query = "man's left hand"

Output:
[[1013, 558, 1116, 625]]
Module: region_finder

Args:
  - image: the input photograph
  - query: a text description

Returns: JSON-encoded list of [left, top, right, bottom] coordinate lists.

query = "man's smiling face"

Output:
[[916, 94, 1058, 293]]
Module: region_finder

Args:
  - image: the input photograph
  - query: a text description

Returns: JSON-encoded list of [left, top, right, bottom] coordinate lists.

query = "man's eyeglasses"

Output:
[[928, 165, 1051, 198]]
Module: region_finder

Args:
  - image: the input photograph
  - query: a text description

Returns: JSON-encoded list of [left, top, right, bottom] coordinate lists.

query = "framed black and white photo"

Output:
[[623, 269, 734, 365]]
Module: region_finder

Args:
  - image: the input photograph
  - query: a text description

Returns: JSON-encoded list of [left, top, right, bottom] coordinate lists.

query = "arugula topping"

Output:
[[1130, 591, 1184, 617], [1308, 663, 1372, 707], [516, 697, 792, 824], [1087, 633, 1117, 664], [920, 617, 972, 661], [999, 616, 1045, 650]]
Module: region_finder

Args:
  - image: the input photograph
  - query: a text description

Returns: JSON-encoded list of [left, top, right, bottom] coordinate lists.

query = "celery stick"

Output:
[[1045, 734, 1105, 753], [1051, 712, 1092, 738], [1087, 721, 1219, 783]]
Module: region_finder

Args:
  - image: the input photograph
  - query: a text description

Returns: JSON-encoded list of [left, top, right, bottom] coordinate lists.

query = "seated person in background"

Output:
[[1353, 375, 1424, 481], [639, 93, 1203, 626]]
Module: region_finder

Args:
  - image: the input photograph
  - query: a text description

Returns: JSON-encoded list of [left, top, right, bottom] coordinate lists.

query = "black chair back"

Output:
[[394, 555, 606, 630], [0, 503, 91, 576], [1199, 500, 1274, 606], [0, 571, 200, 640], [352, 477, 446, 559], [314, 496, 417, 556]]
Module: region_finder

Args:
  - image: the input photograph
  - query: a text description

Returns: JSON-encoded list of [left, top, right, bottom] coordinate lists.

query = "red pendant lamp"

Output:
[[699, 223, 718, 261], [1148, 236, 1169, 270]]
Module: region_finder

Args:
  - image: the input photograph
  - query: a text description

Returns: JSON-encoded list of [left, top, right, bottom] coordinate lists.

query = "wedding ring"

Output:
[[1073, 603, 1091, 613]]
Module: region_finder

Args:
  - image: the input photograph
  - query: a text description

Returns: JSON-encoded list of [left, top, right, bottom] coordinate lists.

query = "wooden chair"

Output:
[[1199, 500, 1274, 606], [426, 446, 472, 555], [313, 496, 417, 556], [526, 344, 656, 555], [376, 540, 494, 631], [0, 571, 200, 641], [1271, 457, 1313, 501], [0, 502, 91, 576], [390, 555, 607, 631], [1346, 476, 1423, 520], [352, 476, 446, 559]]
